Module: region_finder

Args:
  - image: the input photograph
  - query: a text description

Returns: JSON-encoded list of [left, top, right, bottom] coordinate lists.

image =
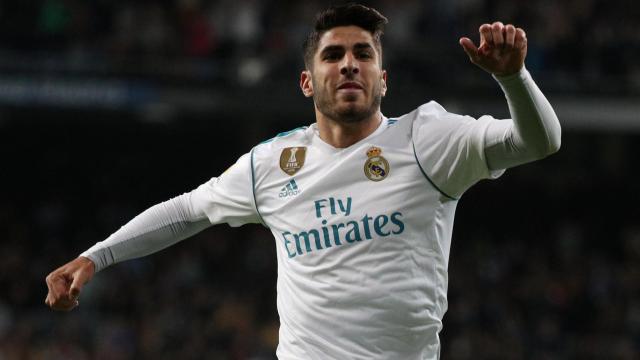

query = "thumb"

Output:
[[67, 257, 95, 301], [69, 281, 81, 300], [459, 37, 479, 62], [68, 272, 86, 300]]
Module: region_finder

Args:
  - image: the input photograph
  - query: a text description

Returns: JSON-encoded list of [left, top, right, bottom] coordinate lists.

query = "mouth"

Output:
[[337, 82, 364, 91]]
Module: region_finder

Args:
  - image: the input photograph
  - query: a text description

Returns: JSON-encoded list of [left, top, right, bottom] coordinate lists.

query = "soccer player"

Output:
[[45, 4, 560, 359]]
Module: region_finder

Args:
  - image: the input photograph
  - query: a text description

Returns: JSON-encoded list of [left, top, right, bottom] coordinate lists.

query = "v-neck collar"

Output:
[[306, 115, 388, 154]]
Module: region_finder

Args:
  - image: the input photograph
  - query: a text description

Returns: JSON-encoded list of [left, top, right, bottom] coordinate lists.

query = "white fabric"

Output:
[[80, 71, 560, 359], [411, 103, 503, 200], [80, 192, 210, 272], [239, 100, 518, 358], [485, 68, 561, 170], [247, 117, 453, 360]]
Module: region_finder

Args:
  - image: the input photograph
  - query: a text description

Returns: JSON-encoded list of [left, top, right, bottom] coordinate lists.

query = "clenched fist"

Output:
[[459, 21, 527, 76], [45, 256, 95, 311]]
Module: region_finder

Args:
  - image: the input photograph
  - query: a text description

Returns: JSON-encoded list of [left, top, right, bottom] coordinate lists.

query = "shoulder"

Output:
[[390, 101, 465, 126], [385, 101, 473, 140], [251, 126, 311, 165], [259, 126, 309, 145], [254, 126, 309, 150], [408, 101, 489, 137], [416, 100, 449, 116], [415, 101, 473, 124]]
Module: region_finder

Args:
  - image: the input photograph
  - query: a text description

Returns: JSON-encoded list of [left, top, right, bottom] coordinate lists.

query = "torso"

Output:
[[251, 116, 456, 360]]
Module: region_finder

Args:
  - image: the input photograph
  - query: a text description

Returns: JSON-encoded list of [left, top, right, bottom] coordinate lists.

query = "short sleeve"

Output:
[[412, 102, 505, 199], [189, 152, 261, 227]]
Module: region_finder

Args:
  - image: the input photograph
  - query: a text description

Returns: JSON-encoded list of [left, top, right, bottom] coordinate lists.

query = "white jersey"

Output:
[[80, 69, 559, 359], [190, 101, 504, 360]]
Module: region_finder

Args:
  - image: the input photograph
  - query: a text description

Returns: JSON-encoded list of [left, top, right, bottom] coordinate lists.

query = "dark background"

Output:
[[1, 0, 639, 359]]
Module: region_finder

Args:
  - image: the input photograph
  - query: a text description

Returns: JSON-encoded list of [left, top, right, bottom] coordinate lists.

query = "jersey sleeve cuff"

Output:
[[492, 66, 530, 86]]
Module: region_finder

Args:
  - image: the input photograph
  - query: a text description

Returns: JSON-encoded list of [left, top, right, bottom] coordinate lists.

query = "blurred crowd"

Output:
[[1, 110, 639, 359], [0, 0, 638, 93]]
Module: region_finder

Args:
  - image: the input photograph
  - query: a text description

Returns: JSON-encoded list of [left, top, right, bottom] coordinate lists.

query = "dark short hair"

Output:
[[303, 3, 388, 69]]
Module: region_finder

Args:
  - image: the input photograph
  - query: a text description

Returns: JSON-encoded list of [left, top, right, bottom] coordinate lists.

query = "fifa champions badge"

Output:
[[280, 147, 307, 176]]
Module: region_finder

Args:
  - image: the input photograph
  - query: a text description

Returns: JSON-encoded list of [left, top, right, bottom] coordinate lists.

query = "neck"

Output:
[[315, 109, 382, 148]]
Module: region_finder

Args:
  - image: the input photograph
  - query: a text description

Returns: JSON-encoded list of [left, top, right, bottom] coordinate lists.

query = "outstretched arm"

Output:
[[460, 22, 561, 170], [45, 191, 211, 311], [80, 192, 211, 272], [45, 152, 260, 312]]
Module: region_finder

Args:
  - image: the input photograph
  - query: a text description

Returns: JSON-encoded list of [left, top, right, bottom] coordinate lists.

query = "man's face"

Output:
[[301, 26, 387, 123]]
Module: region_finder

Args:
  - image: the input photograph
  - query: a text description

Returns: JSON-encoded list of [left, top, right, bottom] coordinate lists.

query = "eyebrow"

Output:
[[319, 42, 374, 54], [353, 43, 374, 51]]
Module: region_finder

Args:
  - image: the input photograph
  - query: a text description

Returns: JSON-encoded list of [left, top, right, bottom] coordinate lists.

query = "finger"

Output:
[[56, 274, 72, 298], [479, 24, 493, 48], [47, 293, 68, 310], [492, 22, 505, 48], [45, 289, 59, 308], [515, 28, 527, 50], [505, 24, 516, 49], [69, 275, 84, 301], [45, 273, 65, 301], [69, 264, 93, 300], [459, 37, 479, 62], [45, 275, 55, 301]]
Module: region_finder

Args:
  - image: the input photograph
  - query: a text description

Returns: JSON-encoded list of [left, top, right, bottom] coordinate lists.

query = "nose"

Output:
[[340, 53, 359, 75]]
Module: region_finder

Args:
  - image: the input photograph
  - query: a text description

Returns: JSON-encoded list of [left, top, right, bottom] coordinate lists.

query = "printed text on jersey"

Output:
[[281, 196, 405, 258]]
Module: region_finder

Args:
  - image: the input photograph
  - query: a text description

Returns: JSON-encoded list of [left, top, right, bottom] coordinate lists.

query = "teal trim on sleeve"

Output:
[[411, 139, 458, 201], [250, 148, 268, 227]]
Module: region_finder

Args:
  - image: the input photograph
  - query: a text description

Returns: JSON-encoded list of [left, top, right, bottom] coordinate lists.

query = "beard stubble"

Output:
[[312, 75, 383, 124]]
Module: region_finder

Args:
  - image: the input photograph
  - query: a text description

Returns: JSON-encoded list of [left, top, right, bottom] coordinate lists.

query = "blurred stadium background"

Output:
[[1, 0, 639, 359]]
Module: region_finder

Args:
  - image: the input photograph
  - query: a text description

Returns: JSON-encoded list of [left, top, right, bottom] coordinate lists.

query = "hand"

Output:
[[45, 256, 95, 311], [459, 22, 527, 76]]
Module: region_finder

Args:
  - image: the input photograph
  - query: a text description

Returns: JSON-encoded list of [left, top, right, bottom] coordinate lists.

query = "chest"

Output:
[[254, 139, 441, 234]]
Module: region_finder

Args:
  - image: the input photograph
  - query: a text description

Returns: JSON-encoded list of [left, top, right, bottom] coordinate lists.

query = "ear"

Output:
[[381, 70, 388, 97], [300, 70, 314, 97]]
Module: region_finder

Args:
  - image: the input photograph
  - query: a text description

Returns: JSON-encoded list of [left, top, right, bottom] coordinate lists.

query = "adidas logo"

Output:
[[279, 179, 300, 198]]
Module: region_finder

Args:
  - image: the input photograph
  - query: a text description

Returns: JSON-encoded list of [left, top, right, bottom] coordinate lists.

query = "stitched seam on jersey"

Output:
[[250, 148, 268, 227], [410, 138, 458, 201]]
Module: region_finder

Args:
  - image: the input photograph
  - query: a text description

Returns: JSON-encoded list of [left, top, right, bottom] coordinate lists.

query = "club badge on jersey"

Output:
[[280, 147, 306, 175], [364, 146, 390, 181]]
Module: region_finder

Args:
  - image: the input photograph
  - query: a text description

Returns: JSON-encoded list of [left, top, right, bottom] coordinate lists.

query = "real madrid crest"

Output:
[[364, 146, 390, 181], [280, 147, 306, 175]]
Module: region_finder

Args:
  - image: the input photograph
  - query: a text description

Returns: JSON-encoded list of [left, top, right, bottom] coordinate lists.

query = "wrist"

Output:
[[77, 256, 96, 274], [493, 66, 527, 82]]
